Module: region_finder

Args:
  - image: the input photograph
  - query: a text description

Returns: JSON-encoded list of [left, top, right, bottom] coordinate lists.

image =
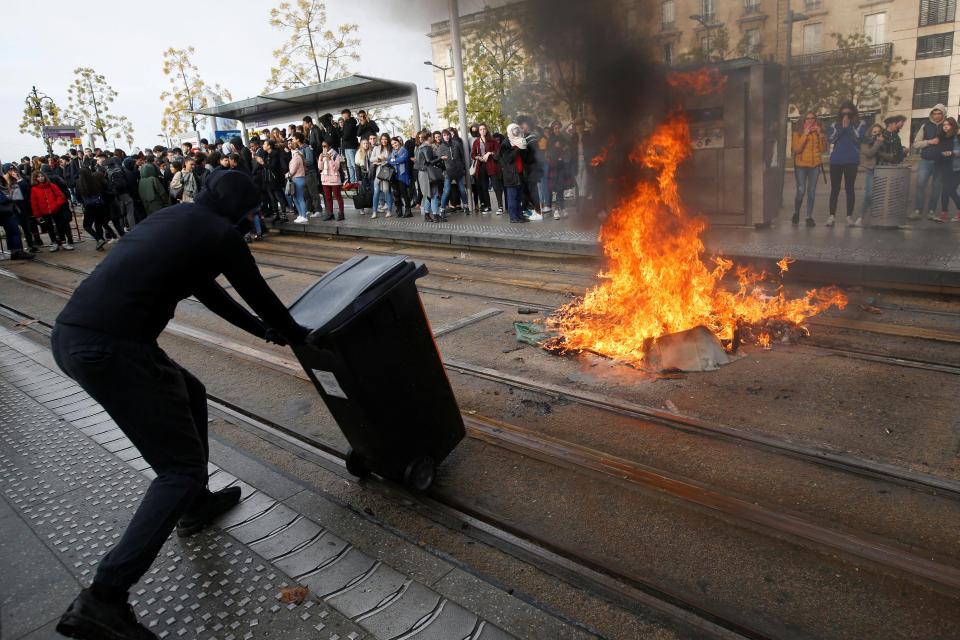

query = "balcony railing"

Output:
[[792, 42, 893, 67], [744, 2, 761, 14], [804, 0, 823, 10]]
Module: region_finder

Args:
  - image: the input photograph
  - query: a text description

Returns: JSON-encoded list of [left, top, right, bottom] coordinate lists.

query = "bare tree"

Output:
[[264, 0, 360, 91], [66, 67, 135, 147], [159, 47, 233, 136]]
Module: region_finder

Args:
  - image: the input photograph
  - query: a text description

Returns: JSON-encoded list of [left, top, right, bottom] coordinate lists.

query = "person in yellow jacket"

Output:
[[791, 111, 827, 226]]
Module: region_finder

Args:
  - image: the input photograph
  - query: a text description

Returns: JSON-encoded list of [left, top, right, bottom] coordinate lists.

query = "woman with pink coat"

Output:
[[319, 141, 344, 221]]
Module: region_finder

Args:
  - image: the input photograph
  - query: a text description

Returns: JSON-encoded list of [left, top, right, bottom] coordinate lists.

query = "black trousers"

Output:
[[940, 166, 960, 212], [828, 163, 858, 217], [51, 323, 210, 592]]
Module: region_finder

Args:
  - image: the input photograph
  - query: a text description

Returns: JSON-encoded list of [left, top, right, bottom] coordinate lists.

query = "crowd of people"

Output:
[[1, 109, 598, 260], [792, 101, 960, 227]]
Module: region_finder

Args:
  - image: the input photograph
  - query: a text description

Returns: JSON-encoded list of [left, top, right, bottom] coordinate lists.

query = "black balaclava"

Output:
[[195, 170, 260, 233]]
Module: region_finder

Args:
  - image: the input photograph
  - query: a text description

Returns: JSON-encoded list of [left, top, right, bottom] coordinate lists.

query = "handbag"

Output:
[[469, 158, 479, 177], [426, 163, 444, 182], [82, 194, 104, 206], [376, 164, 395, 181], [284, 178, 295, 196]]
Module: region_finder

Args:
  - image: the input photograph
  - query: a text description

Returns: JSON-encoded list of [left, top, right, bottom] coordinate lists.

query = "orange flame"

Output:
[[777, 257, 795, 275], [590, 144, 610, 168], [545, 111, 847, 366], [666, 69, 729, 96]]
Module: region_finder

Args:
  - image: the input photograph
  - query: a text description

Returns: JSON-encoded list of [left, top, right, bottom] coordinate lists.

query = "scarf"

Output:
[[507, 124, 526, 149]]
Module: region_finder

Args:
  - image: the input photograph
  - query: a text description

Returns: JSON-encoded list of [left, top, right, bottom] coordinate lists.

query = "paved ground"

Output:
[[0, 326, 588, 640]]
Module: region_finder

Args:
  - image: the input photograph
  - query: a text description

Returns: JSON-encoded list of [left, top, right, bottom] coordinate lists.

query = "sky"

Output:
[[1, 0, 497, 159]]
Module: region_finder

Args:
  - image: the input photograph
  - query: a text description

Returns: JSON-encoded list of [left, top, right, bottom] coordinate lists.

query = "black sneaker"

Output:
[[176, 486, 242, 537], [56, 589, 157, 640], [805, 217, 816, 227], [791, 213, 800, 225]]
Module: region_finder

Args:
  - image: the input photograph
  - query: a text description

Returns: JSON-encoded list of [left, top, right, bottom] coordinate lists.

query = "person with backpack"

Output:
[[76, 168, 111, 250], [438, 129, 468, 215], [30, 170, 75, 251], [138, 163, 169, 217]]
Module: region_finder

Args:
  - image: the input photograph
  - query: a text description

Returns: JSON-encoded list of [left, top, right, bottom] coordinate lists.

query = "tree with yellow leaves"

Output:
[[159, 47, 233, 136], [264, 0, 360, 92], [19, 86, 64, 154], [66, 67, 135, 148]]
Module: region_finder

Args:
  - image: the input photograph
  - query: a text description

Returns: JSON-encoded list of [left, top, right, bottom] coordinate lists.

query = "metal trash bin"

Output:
[[866, 165, 911, 229], [288, 255, 465, 490]]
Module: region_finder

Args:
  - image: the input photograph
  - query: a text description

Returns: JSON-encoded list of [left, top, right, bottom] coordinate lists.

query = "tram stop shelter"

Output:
[[195, 74, 421, 142]]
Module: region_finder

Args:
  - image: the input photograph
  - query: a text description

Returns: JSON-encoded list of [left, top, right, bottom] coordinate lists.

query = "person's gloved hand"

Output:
[[264, 328, 288, 346]]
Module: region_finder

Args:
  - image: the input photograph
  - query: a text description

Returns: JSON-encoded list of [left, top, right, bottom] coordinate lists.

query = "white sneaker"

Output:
[[385, 211, 392, 218], [528, 213, 544, 221], [107, 238, 118, 245], [371, 212, 378, 219], [62, 244, 75, 251], [292, 215, 309, 224], [845, 216, 854, 226], [542, 206, 553, 213], [495, 209, 502, 215], [851, 217, 863, 227], [825, 215, 835, 227], [553, 212, 561, 220], [308, 211, 322, 218], [48, 244, 60, 252]]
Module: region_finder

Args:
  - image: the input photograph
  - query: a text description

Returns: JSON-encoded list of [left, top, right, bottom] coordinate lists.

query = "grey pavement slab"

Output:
[[0, 327, 584, 639], [0, 498, 82, 640]]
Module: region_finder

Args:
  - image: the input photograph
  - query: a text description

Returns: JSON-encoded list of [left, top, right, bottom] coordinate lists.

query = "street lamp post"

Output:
[[423, 61, 452, 125], [31, 85, 55, 157], [778, 5, 810, 210]]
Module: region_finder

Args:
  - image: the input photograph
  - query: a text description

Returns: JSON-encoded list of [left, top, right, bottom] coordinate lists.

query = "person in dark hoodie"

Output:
[[826, 100, 866, 227], [52, 170, 308, 640], [138, 162, 168, 216], [340, 108, 360, 183]]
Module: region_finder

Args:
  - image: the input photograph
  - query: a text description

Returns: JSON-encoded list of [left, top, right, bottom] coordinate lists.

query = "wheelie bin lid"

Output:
[[288, 255, 427, 338]]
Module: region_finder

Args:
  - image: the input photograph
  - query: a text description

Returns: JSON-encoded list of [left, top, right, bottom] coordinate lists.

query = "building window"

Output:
[[701, 0, 716, 23], [804, 0, 822, 10], [701, 34, 717, 57], [917, 32, 954, 59], [919, 0, 956, 26], [913, 76, 950, 109], [744, 0, 760, 13], [662, 0, 675, 29], [745, 28, 761, 57], [802, 23, 823, 53], [864, 12, 887, 44], [664, 42, 675, 65]]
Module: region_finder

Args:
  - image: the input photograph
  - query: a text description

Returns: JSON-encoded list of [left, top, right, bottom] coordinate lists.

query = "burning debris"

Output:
[[543, 99, 847, 369]]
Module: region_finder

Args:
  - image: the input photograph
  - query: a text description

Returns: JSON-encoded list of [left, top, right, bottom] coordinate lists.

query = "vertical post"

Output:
[[778, 5, 795, 210], [449, 0, 473, 208], [410, 85, 422, 132]]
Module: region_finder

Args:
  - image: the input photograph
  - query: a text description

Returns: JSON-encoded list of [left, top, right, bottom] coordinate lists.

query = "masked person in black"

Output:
[[51, 170, 308, 640]]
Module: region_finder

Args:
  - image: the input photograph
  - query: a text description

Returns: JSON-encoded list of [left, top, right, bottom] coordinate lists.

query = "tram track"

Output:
[[4, 261, 960, 493], [3, 273, 960, 592]]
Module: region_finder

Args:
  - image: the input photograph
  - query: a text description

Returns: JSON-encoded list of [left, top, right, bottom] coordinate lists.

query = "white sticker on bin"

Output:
[[312, 369, 348, 399]]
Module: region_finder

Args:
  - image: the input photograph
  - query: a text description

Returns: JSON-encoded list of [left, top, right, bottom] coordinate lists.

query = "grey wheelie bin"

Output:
[[288, 255, 464, 490]]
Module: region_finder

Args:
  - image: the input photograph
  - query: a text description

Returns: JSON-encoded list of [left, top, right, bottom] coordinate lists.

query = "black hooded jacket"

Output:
[[56, 170, 304, 343]]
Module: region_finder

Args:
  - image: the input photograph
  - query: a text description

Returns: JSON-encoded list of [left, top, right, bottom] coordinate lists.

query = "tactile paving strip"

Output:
[[0, 337, 516, 640]]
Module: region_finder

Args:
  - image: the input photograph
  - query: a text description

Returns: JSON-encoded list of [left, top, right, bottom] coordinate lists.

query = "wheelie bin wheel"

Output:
[[345, 448, 370, 478], [403, 456, 436, 491]]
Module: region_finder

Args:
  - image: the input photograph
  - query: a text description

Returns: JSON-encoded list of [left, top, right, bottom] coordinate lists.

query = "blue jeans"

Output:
[[916, 158, 941, 212], [1, 208, 24, 252], [441, 176, 468, 209], [373, 180, 392, 211], [506, 185, 522, 221], [422, 183, 441, 215], [860, 168, 874, 217], [794, 166, 820, 219], [539, 174, 550, 209], [343, 148, 357, 183], [292, 176, 307, 216]]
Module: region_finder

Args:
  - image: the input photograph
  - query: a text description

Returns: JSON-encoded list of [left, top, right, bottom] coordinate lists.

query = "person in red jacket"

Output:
[[471, 123, 500, 213], [30, 171, 74, 252]]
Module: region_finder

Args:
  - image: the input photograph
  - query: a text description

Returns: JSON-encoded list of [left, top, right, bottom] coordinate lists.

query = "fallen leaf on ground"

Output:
[[279, 585, 309, 605], [664, 400, 679, 413]]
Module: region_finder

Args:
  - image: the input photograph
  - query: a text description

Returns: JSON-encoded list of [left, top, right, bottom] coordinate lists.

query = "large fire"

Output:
[[545, 109, 847, 367]]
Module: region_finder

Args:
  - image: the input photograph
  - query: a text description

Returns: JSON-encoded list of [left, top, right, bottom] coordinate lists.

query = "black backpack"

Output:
[[106, 165, 127, 195]]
